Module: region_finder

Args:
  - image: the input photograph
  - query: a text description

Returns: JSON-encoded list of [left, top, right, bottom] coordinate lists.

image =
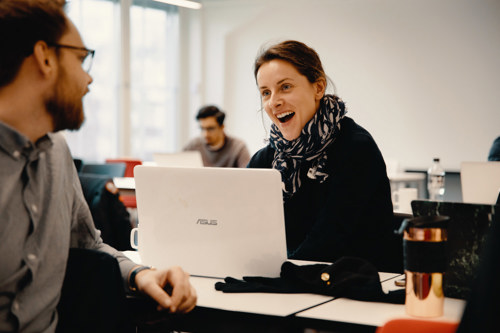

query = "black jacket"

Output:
[[248, 117, 395, 270]]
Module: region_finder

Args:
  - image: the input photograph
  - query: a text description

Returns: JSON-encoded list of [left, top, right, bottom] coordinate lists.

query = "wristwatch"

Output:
[[129, 265, 153, 291]]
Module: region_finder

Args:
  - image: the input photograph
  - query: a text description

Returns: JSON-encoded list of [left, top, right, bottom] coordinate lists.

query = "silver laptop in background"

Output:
[[152, 151, 204, 168], [134, 166, 288, 278], [460, 161, 500, 204]]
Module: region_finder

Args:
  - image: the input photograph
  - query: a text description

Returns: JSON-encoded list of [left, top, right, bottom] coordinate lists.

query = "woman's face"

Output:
[[257, 59, 325, 141]]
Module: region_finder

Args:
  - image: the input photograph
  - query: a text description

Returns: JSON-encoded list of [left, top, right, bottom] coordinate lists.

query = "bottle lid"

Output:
[[396, 215, 449, 235], [407, 215, 449, 229]]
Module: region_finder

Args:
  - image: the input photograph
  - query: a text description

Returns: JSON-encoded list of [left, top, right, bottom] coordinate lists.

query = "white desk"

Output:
[[296, 296, 465, 328], [296, 276, 466, 328], [123, 251, 399, 318], [113, 176, 135, 192], [126, 250, 438, 332], [191, 272, 401, 316], [190, 276, 332, 316]]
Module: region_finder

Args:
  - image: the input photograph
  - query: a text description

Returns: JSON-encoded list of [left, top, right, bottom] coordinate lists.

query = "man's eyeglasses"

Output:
[[48, 43, 95, 73]]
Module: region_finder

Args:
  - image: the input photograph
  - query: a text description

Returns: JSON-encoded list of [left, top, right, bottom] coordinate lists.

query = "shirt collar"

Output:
[[0, 121, 53, 161]]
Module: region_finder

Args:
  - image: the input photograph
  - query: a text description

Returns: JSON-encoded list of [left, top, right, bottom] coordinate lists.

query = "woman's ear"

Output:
[[314, 78, 327, 100], [32, 41, 56, 78]]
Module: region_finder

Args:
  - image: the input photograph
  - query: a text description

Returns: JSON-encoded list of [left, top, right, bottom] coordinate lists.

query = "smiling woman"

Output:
[[248, 40, 400, 272]]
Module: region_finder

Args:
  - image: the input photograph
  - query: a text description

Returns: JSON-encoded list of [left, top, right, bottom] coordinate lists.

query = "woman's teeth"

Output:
[[276, 112, 295, 123]]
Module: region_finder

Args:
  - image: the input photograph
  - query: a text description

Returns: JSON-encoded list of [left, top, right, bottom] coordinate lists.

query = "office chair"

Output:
[[81, 163, 126, 178], [106, 158, 142, 178], [376, 319, 459, 333], [73, 158, 84, 173]]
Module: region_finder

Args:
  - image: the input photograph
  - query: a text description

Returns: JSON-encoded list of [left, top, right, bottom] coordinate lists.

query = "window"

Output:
[[130, 1, 179, 160], [65, 0, 179, 162]]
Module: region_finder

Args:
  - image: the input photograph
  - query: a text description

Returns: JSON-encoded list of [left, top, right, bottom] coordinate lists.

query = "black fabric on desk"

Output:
[[215, 257, 405, 304]]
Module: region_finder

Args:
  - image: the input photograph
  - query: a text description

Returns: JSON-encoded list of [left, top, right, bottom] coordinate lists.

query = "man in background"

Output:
[[488, 136, 500, 161], [184, 105, 250, 167], [0, 1, 196, 332]]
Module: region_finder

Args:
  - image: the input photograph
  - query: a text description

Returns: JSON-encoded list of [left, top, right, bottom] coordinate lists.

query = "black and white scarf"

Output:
[[269, 94, 346, 200]]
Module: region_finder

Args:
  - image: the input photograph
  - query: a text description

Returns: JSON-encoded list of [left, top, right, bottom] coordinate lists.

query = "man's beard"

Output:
[[45, 69, 85, 132]]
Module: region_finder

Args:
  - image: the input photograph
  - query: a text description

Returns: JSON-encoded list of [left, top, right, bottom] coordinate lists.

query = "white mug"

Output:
[[392, 188, 418, 214], [130, 227, 139, 250]]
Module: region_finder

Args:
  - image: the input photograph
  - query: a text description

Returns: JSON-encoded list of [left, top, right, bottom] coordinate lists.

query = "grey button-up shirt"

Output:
[[0, 122, 136, 332]]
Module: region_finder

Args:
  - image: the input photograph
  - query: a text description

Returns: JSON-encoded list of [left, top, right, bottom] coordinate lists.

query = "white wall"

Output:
[[180, 0, 268, 142], [187, 0, 500, 171]]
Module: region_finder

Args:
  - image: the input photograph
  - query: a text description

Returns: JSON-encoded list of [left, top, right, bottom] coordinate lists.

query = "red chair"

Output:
[[106, 158, 142, 178], [119, 194, 137, 209], [376, 319, 459, 333]]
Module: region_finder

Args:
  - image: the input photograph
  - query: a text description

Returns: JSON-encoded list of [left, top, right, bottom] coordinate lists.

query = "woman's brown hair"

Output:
[[254, 40, 327, 86]]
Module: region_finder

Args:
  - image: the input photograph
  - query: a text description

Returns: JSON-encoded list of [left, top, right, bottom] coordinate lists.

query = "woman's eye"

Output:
[[261, 91, 270, 97], [282, 84, 291, 90]]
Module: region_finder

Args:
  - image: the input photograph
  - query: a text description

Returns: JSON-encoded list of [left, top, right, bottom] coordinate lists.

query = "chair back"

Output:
[[81, 163, 126, 178], [106, 158, 142, 177], [376, 319, 458, 333]]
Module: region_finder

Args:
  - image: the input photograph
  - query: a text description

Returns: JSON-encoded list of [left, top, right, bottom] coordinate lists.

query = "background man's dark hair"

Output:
[[488, 136, 500, 161], [0, 0, 67, 88], [196, 105, 225, 126]]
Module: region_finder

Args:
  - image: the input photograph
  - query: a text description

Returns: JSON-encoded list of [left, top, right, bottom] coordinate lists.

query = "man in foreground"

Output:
[[0, 1, 196, 332]]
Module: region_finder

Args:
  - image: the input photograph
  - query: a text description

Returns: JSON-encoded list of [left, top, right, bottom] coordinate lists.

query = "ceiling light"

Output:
[[152, 0, 202, 9]]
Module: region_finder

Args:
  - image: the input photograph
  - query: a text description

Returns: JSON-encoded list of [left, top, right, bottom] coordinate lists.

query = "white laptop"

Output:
[[152, 151, 204, 168], [461, 161, 500, 204], [133, 166, 288, 278]]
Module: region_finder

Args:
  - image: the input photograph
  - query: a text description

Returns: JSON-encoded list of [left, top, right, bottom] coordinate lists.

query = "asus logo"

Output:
[[196, 218, 218, 226]]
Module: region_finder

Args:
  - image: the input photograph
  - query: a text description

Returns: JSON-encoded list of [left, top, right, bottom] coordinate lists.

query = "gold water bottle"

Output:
[[403, 215, 449, 317]]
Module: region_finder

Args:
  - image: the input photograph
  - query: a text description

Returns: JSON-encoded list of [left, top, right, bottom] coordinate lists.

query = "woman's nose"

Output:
[[269, 93, 282, 109]]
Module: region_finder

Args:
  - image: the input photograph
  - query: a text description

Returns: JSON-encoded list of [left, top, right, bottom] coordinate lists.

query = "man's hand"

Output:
[[134, 266, 197, 313]]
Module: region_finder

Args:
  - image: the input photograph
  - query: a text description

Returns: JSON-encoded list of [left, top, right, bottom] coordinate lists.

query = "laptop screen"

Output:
[[461, 161, 500, 204], [134, 166, 288, 278]]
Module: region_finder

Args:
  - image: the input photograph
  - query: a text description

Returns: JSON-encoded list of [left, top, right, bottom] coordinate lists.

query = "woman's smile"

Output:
[[257, 59, 324, 141], [276, 111, 295, 123]]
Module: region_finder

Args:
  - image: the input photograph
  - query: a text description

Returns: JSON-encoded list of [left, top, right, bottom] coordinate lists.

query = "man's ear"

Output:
[[32, 41, 57, 78]]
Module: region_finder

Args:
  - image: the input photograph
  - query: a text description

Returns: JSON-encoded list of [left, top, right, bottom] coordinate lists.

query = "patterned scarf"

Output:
[[270, 94, 347, 200]]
